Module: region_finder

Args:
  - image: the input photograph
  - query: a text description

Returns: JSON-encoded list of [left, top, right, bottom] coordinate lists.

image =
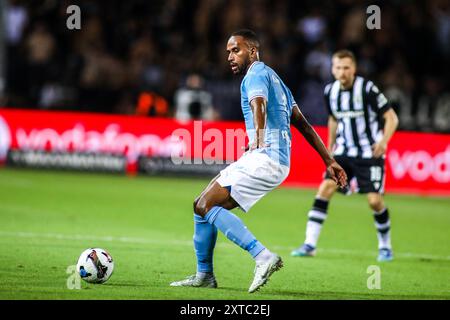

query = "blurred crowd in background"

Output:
[[1, 0, 449, 132]]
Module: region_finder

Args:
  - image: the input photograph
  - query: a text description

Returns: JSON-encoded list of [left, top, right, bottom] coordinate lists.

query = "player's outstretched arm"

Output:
[[291, 105, 347, 188]]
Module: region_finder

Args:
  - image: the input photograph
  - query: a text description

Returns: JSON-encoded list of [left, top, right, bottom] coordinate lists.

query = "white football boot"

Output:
[[248, 254, 283, 293], [170, 274, 217, 288]]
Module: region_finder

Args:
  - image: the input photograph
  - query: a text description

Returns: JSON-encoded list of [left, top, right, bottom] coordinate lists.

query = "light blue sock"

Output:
[[204, 206, 265, 258], [194, 213, 218, 273]]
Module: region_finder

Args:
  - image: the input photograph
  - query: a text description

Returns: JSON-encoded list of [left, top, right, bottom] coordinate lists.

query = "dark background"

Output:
[[1, 0, 449, 132]]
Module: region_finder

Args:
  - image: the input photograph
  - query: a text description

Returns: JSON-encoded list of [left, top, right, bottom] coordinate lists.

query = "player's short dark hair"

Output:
[[231, 29, 260, 49], [333, 49, 357, 64]]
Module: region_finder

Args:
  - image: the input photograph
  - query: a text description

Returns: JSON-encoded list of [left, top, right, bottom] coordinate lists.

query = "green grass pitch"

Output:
[[0, 167, 449, 300]]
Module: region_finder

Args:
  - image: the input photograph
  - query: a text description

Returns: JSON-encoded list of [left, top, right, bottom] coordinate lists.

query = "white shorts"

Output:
[[216, 149, 289, 212]]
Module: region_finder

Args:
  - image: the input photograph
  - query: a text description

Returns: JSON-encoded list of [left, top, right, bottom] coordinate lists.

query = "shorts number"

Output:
[[370, 166, 382, 181]]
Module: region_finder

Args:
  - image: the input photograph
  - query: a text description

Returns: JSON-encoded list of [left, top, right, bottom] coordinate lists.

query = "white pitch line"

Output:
[[0, 230, 449, 261]]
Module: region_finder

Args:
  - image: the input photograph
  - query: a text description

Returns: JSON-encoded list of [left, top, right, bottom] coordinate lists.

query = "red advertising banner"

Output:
[[287, 127, 450, 196], [0, 109, 449, 196]]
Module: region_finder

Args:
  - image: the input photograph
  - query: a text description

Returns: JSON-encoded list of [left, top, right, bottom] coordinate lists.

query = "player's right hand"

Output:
[[372, 141, 387, 158], [327, 160, 348, 189]]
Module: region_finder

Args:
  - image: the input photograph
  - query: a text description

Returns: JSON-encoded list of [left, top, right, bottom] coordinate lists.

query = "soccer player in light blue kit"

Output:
[[170, 30, 347, 293]]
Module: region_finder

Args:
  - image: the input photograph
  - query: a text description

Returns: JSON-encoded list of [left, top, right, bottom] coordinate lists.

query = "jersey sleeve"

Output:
[[245, 71, 270, 103], [323, 83, 335, 119], [288, 89, 297, 107], [366, 81, 391, 115]]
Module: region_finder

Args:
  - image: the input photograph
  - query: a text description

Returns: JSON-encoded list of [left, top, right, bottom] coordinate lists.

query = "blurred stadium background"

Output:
[[1, 0, 449, 131], [0, 0, 449, 300]]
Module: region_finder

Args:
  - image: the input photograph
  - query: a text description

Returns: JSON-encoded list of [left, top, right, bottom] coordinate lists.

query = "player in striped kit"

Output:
[[291, 50, 399, 262]]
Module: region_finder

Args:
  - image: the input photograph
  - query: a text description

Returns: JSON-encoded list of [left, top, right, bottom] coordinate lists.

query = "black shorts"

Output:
[[325, 155, 385, 194]]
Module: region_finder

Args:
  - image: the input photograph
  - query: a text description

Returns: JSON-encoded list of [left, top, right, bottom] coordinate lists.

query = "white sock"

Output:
[[305, 220, 322, 247], [377, 230, 392, 250], [254, 248, 274, 264], [196, 271, 214, 279], [373, 208, 392, 250]]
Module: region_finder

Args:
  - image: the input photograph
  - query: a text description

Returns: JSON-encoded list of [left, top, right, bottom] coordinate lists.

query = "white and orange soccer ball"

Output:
[[76, 248, 114, 284]]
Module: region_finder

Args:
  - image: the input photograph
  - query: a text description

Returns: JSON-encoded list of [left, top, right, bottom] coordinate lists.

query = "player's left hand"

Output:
[[372, 141, 387, 158], [249, 140, 270, 151], [326, 160, 348, 189]]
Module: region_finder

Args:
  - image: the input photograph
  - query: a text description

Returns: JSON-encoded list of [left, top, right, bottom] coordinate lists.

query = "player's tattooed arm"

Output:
[[291, 105, 347, 188], [249, 97, 268, 150]]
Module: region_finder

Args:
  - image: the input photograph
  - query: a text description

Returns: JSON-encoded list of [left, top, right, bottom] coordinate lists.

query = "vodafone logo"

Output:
[[388, 147, 450, 183], [15, 123, 186, 162], [0, 116, 11, 161]]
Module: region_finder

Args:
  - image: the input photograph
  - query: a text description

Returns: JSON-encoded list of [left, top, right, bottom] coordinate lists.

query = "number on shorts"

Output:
[[370, 166, 382, 181]]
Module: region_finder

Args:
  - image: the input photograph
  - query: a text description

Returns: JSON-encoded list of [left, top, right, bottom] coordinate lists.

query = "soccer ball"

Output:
[[76, 248, 114, 284]]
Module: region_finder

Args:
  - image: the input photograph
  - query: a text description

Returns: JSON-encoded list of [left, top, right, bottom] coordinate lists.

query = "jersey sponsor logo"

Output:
[[333, 110, 365, 119], [0, 116, 11, 161]]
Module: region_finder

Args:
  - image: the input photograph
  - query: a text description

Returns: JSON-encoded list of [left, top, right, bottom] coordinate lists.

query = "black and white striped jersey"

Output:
[[324, 76, 391, 158]]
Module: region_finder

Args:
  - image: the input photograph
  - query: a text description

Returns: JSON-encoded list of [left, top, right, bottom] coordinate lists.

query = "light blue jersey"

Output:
[[241, 61, 296, 167]]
